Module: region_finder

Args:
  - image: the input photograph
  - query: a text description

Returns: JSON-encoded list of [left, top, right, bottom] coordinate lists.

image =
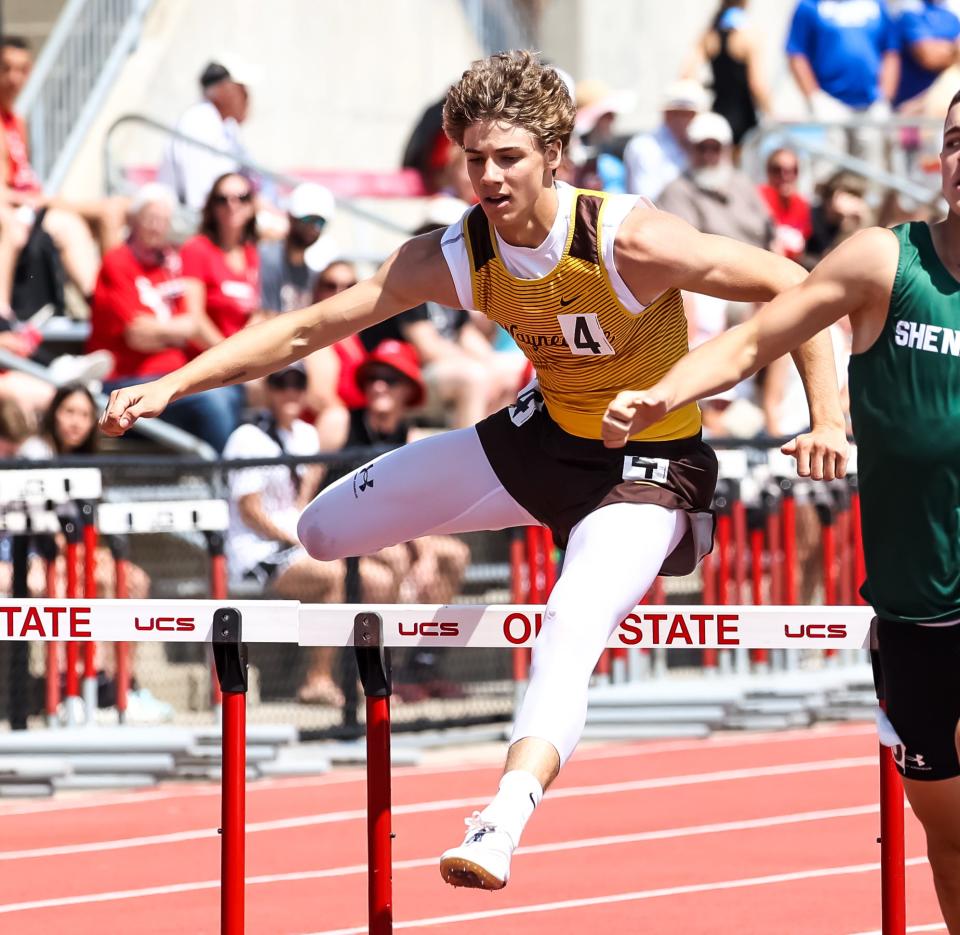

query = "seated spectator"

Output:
[[17, 384, 155, 715], [572, 80, 634, 192], [259, 183, 335, 312], [895, 0, 960, 112], [623, 80, 708, 200], [758, 147, 811, 261], [401, 95, 456, 195], [182, 172, 261, 343], [88, 183, 241, 451], [658, 113, 771, 438], [158, 59, 260, 212], [658, 112, 773, 247], [19, 385, 151, 602], [801, 170, 873, 267], [223, 362, 401, 704], [0, 36, 124, 297], [297, 262, 367, 429]]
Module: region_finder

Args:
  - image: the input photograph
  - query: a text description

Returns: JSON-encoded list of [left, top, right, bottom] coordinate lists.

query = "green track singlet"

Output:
[[848, 222, 960, 623]]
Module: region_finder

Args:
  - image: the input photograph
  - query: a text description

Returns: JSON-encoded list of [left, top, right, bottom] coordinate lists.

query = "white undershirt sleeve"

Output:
[[439, 216, 478, 312], [602, 193, 655, 315]]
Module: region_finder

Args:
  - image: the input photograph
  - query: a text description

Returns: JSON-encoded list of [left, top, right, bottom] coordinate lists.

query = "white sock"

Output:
[[479, 770, 543, 846]]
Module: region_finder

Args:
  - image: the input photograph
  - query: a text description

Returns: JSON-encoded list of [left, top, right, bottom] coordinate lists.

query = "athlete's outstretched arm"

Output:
[[100, 232, 456, 435], [616, 207, 851, 477], [603, 226, 898, 460]]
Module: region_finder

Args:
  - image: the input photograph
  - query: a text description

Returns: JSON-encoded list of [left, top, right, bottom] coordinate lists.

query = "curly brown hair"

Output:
[[442, 50, 575, 152]]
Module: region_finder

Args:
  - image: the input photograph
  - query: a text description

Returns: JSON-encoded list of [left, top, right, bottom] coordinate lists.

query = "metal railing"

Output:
[[18, 0, 154, 192], [0, 347, 218, 459], [103, 112, 415, 244], [740, 116, 945, 210]]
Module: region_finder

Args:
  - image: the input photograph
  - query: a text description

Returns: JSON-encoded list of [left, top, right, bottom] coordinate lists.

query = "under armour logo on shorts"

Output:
[[353, 466, 375, 498]]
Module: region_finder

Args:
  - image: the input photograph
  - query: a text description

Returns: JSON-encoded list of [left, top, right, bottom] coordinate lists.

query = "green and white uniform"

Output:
[[849, 221, 960, 624]]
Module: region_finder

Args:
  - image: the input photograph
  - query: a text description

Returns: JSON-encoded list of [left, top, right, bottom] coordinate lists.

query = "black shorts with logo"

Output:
[[874, 617, 960, 781], [475, 397, 718, 576]]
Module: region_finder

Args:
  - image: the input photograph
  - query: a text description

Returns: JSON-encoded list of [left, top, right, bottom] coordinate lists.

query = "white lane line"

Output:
[[849, 925, 946, 935], [0, 755, 877, 861], [0, 722, 876, 818], [303, 857, 932, 935], [0, 801, 899, 915]]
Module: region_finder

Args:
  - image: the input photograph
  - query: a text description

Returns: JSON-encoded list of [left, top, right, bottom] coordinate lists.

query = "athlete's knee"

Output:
[[296, 504, 348, 562], [927, 830, 960, 886]]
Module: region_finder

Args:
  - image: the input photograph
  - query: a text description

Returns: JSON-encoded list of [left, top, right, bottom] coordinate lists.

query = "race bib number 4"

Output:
[[557, 313, 615, 356]]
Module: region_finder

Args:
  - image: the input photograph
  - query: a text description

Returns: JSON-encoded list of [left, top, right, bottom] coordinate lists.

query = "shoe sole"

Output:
[[439, 855, 506, 890]]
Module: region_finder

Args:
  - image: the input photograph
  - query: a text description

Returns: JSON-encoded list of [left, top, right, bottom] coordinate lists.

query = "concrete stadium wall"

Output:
[[61, 0, 484, 198], [539, 0, 802, 133]]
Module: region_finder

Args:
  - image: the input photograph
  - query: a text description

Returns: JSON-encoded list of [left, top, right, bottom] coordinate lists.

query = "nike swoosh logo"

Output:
[[559, 295, 580, 307]]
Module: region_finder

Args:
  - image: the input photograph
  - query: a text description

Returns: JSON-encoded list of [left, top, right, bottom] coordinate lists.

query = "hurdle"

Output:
[[0, 599, 907, 935]]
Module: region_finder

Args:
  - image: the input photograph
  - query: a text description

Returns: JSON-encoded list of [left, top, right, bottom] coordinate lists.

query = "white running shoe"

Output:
[[439, 811, 515, 890], [47, 350, 114, 388]]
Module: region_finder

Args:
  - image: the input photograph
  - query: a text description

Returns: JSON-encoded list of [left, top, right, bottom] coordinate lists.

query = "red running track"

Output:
[[0, 723, 944, 935]]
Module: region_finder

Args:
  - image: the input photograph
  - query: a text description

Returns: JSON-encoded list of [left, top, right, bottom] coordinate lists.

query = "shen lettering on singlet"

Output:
[[461, 186, 702, 442], [848, 221, 960, 623]]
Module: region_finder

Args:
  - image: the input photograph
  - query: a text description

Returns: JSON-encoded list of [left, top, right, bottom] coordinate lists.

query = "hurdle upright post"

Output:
[[212, 607, 248, 935], [80, 500, 99, 721], [58, 505, 83, 725], [354, 611, 393, 935], [8, 531, 30, 730]]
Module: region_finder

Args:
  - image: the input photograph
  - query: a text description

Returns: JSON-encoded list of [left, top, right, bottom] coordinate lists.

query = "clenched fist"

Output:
[[601, 389, 670, 448], [99, 379, 175, 437]]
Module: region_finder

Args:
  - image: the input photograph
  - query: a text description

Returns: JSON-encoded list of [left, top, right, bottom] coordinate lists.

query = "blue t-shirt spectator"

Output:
[[787, 0, 899, 107], [895, 0, 960, 106]]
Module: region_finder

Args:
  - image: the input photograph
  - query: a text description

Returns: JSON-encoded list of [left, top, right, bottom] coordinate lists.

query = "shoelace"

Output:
[[463, 811, 497, 844]]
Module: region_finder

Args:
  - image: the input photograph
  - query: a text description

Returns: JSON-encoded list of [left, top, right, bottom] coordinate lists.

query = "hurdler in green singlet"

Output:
[[848, 221, 960, 623]]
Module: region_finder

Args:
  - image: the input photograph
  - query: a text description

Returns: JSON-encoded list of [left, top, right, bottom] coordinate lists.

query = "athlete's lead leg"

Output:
[[297, 426, 539, 560], [440, 501, 689, 890]]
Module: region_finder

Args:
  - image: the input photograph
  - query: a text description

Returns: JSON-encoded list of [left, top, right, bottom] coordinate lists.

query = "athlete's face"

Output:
[[941, 104, 960, 215], [463, 120, 560, 229]]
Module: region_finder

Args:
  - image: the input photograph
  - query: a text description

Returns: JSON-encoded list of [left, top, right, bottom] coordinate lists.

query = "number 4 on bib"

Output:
[[557, 312, 615, 356]]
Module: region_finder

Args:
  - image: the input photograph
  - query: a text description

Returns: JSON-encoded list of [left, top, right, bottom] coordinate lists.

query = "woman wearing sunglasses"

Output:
[[181, 172, 261, 343]]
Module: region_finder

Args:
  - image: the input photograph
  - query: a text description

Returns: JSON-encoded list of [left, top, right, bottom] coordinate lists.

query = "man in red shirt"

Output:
[[0, 36, 127, 302], [758, 146, 812, 263], [88, 184, 241, 451]]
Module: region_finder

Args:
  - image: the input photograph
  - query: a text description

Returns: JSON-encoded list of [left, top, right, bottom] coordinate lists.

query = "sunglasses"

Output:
[[268, 374, 307, 391], [769, 164, 798, 177], [212, 191, 253, 206], [316, 278, 357, 292], [296, 215, 327, 230], [693, 140, 723, 153], [361, 367, 405, 387]]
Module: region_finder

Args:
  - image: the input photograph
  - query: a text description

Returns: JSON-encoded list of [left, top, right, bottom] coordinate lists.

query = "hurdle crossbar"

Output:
[[0, 600, 902, 935]]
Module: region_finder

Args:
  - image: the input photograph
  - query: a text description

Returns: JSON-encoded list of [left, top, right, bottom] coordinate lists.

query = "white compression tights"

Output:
[[511, 501, 687, 765], [297, 427, 539, 557], [297, 426, 688, 769]]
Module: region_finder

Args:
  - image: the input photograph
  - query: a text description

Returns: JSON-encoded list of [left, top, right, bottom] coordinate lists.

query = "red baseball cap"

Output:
[[356, 340, 426, 407]]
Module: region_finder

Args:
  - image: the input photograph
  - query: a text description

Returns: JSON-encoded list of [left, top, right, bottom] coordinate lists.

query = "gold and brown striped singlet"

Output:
[[463, 187, 702, 442]]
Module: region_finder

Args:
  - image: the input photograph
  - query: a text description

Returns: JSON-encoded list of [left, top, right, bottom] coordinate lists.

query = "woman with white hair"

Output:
[[86, 183, 240, 451]]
